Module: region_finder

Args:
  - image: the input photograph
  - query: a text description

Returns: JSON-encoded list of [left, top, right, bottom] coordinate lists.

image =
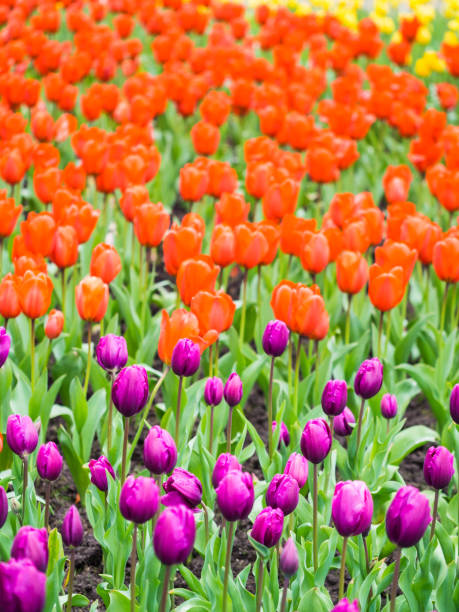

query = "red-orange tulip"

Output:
[[45, 309, 64, 339], [75, 275, 109, 323], [262, 177, 299, 222], [382, 165, 412, 203], [432, 236, 459, 283], [21, 212, 56, 258], [191, 120, 220, 155], [0, 191, 22, 238], [190, 290, 236, 335], [234, 223, 269, 269], [215, 193, 250, 227], [336, 251, 369, 294], [90, 243, 122, 284], [280, 215, 317, 257], [0, 273, 21, 319], [16, 271, 54, 319], [301, 231, 329, 275], [50, 225, 79, 269], [158, 308, 218, 365], [176, 255, 220, 306], [133, 202, 170, 247], [210, 225, 235, 268], [179, 164, 208, 202], [163, 223, 203, 276], [375, 240, 417, 285], [369, 265, 405, 311]]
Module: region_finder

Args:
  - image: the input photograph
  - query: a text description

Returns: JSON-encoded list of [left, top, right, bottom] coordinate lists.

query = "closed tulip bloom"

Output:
[[266, 474, 299, 515], [179, 164, 208, 202], [215, 192, 250, 227], [216, 470, 254, 521], [0, 192, 22, 238], [16, 271, 54, 319], [163, 223, 203, 277], [284, 453, 308, 488], [162, 468, 202, 509], [112, 365, 149, 417], [6, 415, 38, 457], [382, 165, 412, 203], [369, 264, 405, 312], [322, 379, 348, 416], [423, 446, 455, 490], [133, 202, 170, 247], [272, 421, 290, 446], [224, 372, 243, 407], [171, 338, 201, 377], [354, 358, 383, 399], [88, 456, 115, 492], [75, 275, 109, 323], [300, 418, 332, 464], [332, 480, 373, 537], [50, 225, 79, 269], [176, 256, 220, 306], [0, 327, 10, 367], [0, 274, 21, 319], [280, 538, 299, 577], [332, 599, 360, 612], [153, 505, 196, 565], [301, 231, 330, 275], [386, 486, 431, 547], [120, 475, 159, 523], [212, 453, 241, 489], [11, 527, 48, 572], [334, 408, 356, 436], [204, 377, 224, 406], [0, 485, 7, 528], [251, 507, 284, 548], [96, 334, 128, 372], [381, 394, 397, 419], [432, 236, 459, 283], [143, 426, 177, 475], [262, 320, 289, 357], [210, 225, 235, 268], [61, 505, 83, 547], [336, 251, 369, 295], [450, 384, 459, 424], [234, 223, 268, 269], [191, 120, 220, 155], [44, 309, 64, 339], [21, 212, 56, 258], [90, 243, 122, 284], [37, 442, 63, 481], [190, 290, 236, 335], [0, 558, 46, 612]]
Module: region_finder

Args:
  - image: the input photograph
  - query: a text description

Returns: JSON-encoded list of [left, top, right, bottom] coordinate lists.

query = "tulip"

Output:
[[224, 372, 243, 452], [424, 446, 455, 538], [158, 308, 217, 366], [216, 470, 254, 522], [279, 537, 299, 612], [88, 456, 115, 493], [143, 426, 177, 475], [334, 407, 355, 437], [37, 441, 63, 529], [266, 474, 299, 515], [332, 599, 360, 612], [322, 379, 348, 417], [212, 453, 241, 489], [0, 485, 7, 529], [90, 243, 122, 285], [0, 273, 21, 320], [204, 377, 223, 453], [171, 338, 201, 445], [176, 255, 220, 307], [284, 453, 309, 488], [11, 526, 48, 573], [0, 558, 46, 612], [272, 421, 290, 447], [450, 384, 459, 424], [62, 505, 83, 612], [0, 327, 10, 368], [381, 393, 397, 420], [191, 120, 220, 155], [354, 358, 383, 451], [162, 468, 203, 509], [45, 309, 64, 339], [7, 414, 38, 522]]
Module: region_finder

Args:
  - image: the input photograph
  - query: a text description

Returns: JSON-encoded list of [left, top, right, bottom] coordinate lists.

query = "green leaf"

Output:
[[389, 425, 438, 466], [298, 587, 333, 611]]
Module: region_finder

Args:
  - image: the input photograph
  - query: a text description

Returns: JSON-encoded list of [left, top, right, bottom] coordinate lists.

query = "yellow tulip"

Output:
[[416, 27, 431, 45], [415, 58, 431, 77]]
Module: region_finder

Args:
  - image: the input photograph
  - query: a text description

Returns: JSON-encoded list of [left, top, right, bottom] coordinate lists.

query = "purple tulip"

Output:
[[321, 379, 347, 416], [284, 453, 308, 488], [0, 485, 7, 529], [143, 426, 177, 475], [423, 446, 454, 490], [212, 453, 241, 489], [262, 320, 289, 357], [381, 394, 397, 419], [280, 538, 298, 577], [354, 358, 383, 399], [37, 442, 63, 482], [266, 474, 299, 516], [204, 377, 224, 406], [6, 415, 38, 457], [88, 456, 115, 492], [251, 507, 284, 548], [0, 327, 11, 368], [171, 339, 201, 377], [120, 475, 159, 524], [96, 334, 128, 372], [272, 421, 290, 446], [61, 505, 83, 547], [300, 418, 332, 464], [112, 365, 149, 417], [332, 599, 360, 612], [386, 486, 431, 548], [11, 527, 48, 573], [216, 470, 254, 521], [331, 480, 373, 537], [224, 372, 243, 407], [450, 384, 459, 424], [162, 468, 202, 509], [0, 558, 46, 612], [333, 407, 355, 436], [153, 505, 196, 565]]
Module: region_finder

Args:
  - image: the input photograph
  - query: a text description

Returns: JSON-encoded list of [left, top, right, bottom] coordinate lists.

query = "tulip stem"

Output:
[[389, 547, 401, 612], [293, 336, 302, 416], [214, 339, 219, 376], [209, 405, 214, 454], [159, 565, 171, 612], [255, 556, 264, 612], [287, 337, 293, 395], [0, 238, 3, 277], [430, 489, 439, 540], [83, 324, 92, 396], [440, 282, 449, 333], [384, 310, 391, 359], [121, 417, 130, 485], [208, 345, 213, 378], [222, 521, 234, 612], [268, 356, 275, 459], [22, 455, 28, 524], [377, 310, 383, 357], [339, 536, 348, 600], [363, 534, 370, 574], [175, 376, 183, 446], [107, 374, 114, 459], [355, 398, 366, 454], [280, 577, 289, 612], [61, 268, 66, 323], [239, 268, 248, 348], [202, 502, 209, 546], [226, 406, 233, 452], [313, 463, 318, 573], [130, 524, 137, 612], [345, 294, 352, 344], [30, 318, 36, 392], [44, 481, 51, 530], [66, 548, 75, 612]]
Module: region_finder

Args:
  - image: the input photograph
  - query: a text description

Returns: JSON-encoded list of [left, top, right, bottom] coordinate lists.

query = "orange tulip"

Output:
[[158, 308, 218, 365], [359, 207, 385, 246], [133, 202, 170, 247], [323, 226, 344, 262], [305, 147, 340, 183], [0, 274, 21, 319], [262, 177, 299, 222], [191, 120, 220, 155], [382, 165, 412, 203], [368, 265, 405, 311], [295, 291, 329, 340], [0, 191, 22, 238], [90, 243, 122, 284], [34, 167, 61, 205], [215, 193, 250, 227], [163, 223, 203, 276], [257, 221, 280, 265], [50, 225, 79, 269], [342, 219, 371, 253], [234, 223, 269, 269], [176, 255, 220, 306], [375, 240, 417, 285], [207, 160, 238, 197], [436, 83, 458, 110], [329, 193, 357, 228], [200, 90, 231, 126], [45, 309, 64, 339], [75, 275, 109, 323], [59, 201, 100, 244], [119, 185, 149, 222], [182, 212, 205, 238], [0, 149, 26, 185], [400, 215, 442, 265], [432, 236, 459, 283], [16, 271, 54, 319], [21, 212, 56, 258], [190, 290, 236, 334], [63, 162, 86, 192], [271, 280, 323, 335], [280, 215, 317, 257], [13, 254, 47, 276], [300, 231, 329, 275], [179, 164, 208, 202], [210, 225, 235, 268], [336, 251, 369, 294], [245, 161, 273, 199]]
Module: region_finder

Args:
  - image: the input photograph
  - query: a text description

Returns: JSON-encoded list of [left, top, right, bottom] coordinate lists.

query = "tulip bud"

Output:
[[37, 442, 63, 482], [332, 599, 360, 612], [162, 468, 202, 509], [272, 421, 290, 446], [423, 446, 454, 490], [381, 393, 397, 419], [61, 505, 83, 547], [450, 384, 459, 424], [321, 379, 347, 416], [88, 455, 115, 492], [212, 453, 241, 489], [216, 470, 254, 521], [354, 358, 383, 399], [224, 372, 243, 407], [11, 527, 48, 572], [204, 376, 224, 406], [171, 339, 201, 377], [0, 558, 46, 612], [6, 414, 38, 457], [333, 407, 355, 436], [0, 485, 8, 529], [300, 418, 332, 464], [331, 480, 373, 537], [262, 319, 289, 357], [0, 326, 11, 367], [280, 538, 299, 577], [153, 505, 196, 565], [284, 453, 308, 488], [251, 506, 284, 548], [143, 425, 177, 475], [112, 365, 149, 417], [96, 334, 128, 372], [120, 475, 159, 523], [45, 309, 64, 339], [266, 474, 299, 515], [386, 486, 431, 547]]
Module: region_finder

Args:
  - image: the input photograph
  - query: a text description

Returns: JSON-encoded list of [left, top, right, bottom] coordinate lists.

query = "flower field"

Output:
[[0, 0, 459, 610]]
